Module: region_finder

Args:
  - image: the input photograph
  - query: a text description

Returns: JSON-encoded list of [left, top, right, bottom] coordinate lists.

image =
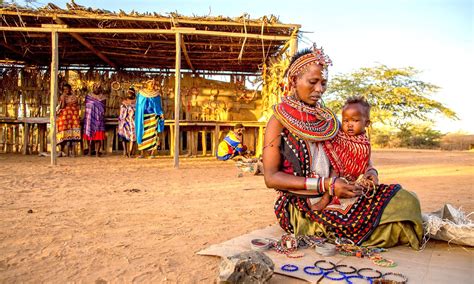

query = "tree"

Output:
[[397, 123, 444, 149], [324, 65, 457, 128]]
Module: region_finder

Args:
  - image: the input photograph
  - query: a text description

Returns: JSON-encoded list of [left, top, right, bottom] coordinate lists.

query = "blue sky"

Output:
[[13, 0, 474, 133]]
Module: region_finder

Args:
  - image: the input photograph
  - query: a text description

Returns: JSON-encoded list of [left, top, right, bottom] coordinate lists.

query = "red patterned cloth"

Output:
[[274, 129, 400, 245], [323, 131, 370, 182], [56, 104, 81, 144]]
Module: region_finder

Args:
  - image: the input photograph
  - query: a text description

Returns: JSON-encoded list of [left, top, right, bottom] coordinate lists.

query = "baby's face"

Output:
[[342, 104, 369, 136]]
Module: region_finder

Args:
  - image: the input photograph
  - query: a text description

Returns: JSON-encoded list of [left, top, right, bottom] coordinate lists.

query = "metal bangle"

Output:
[[335, 264, 357, 275], [305, 177, 319, 191], [314, 260, 336, 271], [357, 267, 383, 280]]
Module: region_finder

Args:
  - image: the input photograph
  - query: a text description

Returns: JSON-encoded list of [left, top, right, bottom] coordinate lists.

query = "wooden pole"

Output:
[[50, 30, 59, 165], [1, 11, 301, 29], [289, 29, 299, 57], [0, 26, 294, 41], [173, 32, 182, 168], [256, 126, 264, 157], [54, 18, 117, 68]]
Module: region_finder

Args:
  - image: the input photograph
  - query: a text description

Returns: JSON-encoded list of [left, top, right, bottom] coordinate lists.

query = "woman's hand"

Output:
[[364, 169, 379, 186], [333, 179, 362, 198]]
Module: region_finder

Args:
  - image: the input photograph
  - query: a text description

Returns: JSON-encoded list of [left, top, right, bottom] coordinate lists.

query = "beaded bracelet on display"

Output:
[[357, 267, 383, 280], [303, 266, 323, 276], [382, 272, 408, 283], [280, 264, 298, 272], [279, 263, 407, 283], [345, 275, 370, 284], [324, 271, 346, 281], [337, 243, 396, 268], [314, 260, 336, 271], [335, 264, 357, 275], [273, 234, 299, 257]]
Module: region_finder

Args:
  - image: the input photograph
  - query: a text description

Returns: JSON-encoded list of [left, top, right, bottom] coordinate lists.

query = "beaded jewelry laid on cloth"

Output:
[[272, 95, 339, 142]]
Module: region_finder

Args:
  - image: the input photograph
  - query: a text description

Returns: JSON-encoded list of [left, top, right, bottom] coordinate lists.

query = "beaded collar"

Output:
[[273, 95, 339, 142], [139, 89, 160, 98]]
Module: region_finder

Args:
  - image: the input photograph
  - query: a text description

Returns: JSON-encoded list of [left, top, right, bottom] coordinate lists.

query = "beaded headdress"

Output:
[[281, 43, 333, 96], [287, 43, 332, 78]]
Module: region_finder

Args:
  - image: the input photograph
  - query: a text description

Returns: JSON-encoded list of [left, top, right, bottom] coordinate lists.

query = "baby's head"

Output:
[[341, 96, 371, 136]]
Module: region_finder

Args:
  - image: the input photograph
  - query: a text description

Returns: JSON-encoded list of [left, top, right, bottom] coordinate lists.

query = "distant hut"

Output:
[[0, 2, 300, 166]]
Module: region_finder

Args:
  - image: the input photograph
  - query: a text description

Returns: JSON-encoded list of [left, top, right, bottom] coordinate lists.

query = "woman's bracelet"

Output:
[[329, 177, 337, 196], [305, 177, 319, 191], [319, 177, 325, 194]]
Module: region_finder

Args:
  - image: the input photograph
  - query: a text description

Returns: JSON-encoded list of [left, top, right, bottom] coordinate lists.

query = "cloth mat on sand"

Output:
[[197, 224, 473, 283]]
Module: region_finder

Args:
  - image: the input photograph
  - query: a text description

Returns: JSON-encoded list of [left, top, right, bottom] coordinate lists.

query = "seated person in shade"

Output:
[[217, 123, 247, 161]]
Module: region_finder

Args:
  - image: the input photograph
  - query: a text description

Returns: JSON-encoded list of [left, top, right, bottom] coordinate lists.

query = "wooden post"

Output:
[[50, 30, 59, 165], [169, 124, 175, 157], [22, 123, 29, 155], [213, 124, 220, 157], [173, 33, 182, 168], [201, 130, 207, 156], [256, 126, 264, 157], [289, 29, 298, 57]]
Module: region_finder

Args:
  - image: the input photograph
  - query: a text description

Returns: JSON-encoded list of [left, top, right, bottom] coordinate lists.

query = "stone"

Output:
[[217, 250, 274, 284]]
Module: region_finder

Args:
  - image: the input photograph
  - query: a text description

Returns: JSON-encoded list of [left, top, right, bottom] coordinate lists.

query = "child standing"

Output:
[[118, 87, 137, 157], [311, 96, 373, 210]]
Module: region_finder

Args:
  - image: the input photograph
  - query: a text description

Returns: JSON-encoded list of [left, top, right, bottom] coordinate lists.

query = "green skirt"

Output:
[[289, 189, 424, 249]]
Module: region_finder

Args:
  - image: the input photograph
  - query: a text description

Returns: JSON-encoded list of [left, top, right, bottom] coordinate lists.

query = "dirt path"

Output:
[[0, 150, 472, 282]]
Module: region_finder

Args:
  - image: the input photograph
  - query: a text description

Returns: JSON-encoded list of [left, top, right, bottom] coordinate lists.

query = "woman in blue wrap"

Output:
[[135, 79, 164, 159]]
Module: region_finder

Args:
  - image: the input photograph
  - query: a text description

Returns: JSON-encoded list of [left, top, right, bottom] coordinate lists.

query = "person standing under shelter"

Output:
[[217, 123, 247, 161], [56, 83, 81, 157], [135, 79, 164, 159], [83, 83, 106, 157], [118, 87, 137, 157]]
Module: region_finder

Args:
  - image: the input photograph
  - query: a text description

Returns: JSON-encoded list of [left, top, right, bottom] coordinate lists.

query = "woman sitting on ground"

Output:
[[263, 45, 423, 249]]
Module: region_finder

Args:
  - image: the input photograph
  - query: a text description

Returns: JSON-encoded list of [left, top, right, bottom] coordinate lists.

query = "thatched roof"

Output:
[[0, 2, 300, 73]]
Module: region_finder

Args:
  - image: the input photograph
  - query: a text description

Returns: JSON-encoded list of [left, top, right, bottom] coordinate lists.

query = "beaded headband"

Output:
[[287, 43, 332, 79], [280, 43, 333, 97]]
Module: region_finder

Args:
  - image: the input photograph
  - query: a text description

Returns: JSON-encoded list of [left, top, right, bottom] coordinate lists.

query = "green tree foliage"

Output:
[[397, 123, 444, 148], [325, 65, 457, 127], [370, 123, 444, 149]]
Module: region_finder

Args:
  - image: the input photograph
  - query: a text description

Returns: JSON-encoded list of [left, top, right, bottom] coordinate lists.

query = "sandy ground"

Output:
[[0, 149, 472, 283]]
